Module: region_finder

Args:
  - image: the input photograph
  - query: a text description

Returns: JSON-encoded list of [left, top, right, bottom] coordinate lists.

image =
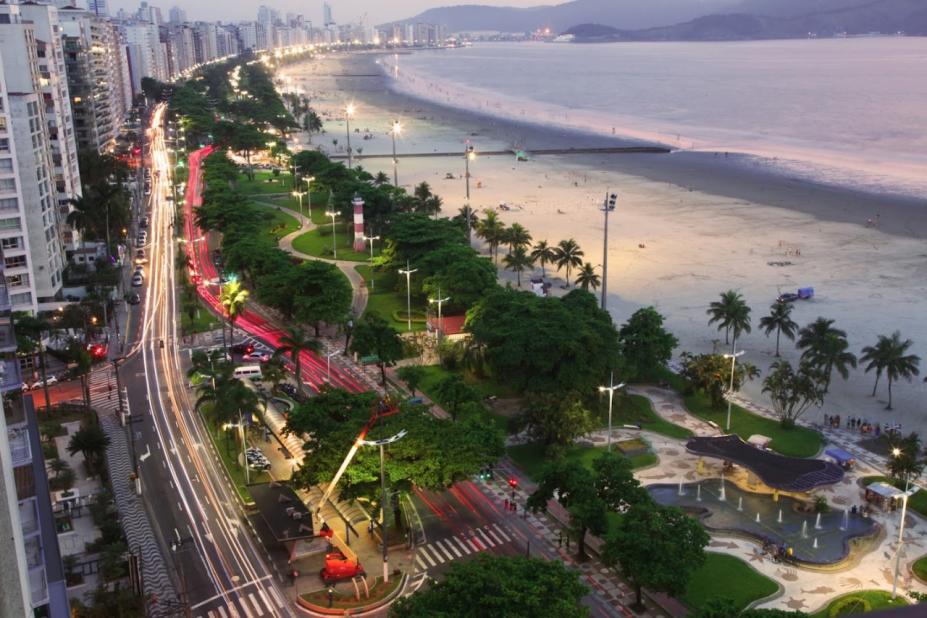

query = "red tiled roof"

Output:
[[427, 314, 466, 335]]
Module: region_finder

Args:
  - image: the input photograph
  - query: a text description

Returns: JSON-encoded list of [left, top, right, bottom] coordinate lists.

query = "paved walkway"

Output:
[[627, 383, 927, 614]]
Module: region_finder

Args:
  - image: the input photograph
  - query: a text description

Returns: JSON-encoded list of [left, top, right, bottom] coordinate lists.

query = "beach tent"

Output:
[[824, 447, 856, 469], [798, 287, 814, 299]]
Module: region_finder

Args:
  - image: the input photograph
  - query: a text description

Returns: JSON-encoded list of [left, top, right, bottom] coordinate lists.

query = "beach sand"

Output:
[[279, 52, 927, 436]]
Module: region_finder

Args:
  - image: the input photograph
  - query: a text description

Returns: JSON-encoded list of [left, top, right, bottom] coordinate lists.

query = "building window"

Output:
[[7, 274, 28, 287], [0, 158, 12, 172], [0, 177, 15, 193], [0, 217, 21, 230], [4, 255, 27, 269], [0, 138, 8, 152], [10, 292, 32, 306], [1, 237, 22, 250]]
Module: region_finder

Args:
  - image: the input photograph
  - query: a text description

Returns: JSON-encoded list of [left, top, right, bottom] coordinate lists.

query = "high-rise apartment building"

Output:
[[168, 5, 186, 24], [0, 3, 72, 311], [59, 6, 131, 153], [122, 21, 168, 96], [323, 1, 334, 27], [88, 0, 108, 17]]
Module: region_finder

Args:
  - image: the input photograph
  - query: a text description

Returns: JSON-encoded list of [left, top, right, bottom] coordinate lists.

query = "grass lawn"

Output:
[[256, 205, 300, 241], [236, 170, 294, 195], [507, 442, 657, 482], [914, 555, 927, 582], [414, 364, 514, 433], [861, 476, 927, 517], [810, 590, 909, 617], [181, 298, 223, 335], [291, 224, 373, 262], [609, 395, 693, 440], [356, 265, 427, 332], [268, 193, 331, 221], [683, 553, 778, 612]]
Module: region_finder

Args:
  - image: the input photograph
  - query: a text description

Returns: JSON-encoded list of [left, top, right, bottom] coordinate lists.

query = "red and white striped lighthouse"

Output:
[[352, 193, 365, 252]]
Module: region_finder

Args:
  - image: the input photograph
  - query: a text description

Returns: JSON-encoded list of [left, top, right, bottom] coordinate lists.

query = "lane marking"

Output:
[[475, 528, 495, 548], [434, 540, 455, 561], [492, 523, 511, 541], [415, 555, 426, 570], [420, 548, 437, 567], [440, 538, 461, 558], [485, 527, 504, 545], [452, 536, 472, 555]]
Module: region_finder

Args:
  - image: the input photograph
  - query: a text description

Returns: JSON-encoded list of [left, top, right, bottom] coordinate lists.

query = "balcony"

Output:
[[7, 422, 31, 467], [1, 357, 23, 393]]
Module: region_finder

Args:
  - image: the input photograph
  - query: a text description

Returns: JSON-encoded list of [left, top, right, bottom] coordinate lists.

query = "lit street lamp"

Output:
[[429, 288, 450, 341], [464, 143, 475, 243], [891, 448, 913, 599], [398, 261, 418, 332], [325, 210, 339, 258], [598, 373, 625, 452], [723, 350, 745, 432], [292, 190, 306, 216], [359, 429, 408, 584], [304, 176, 315, 218], [345, 103, 355, 169], [390, 120, 402, 186], [362, 234, 379, 260], [600, 192, 617, 311]]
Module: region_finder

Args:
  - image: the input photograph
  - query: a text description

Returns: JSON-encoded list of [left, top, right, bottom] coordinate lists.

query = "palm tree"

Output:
[[554, 239, 584, 286], [67, 424, 110, 476], [505, 223, 532, 253], [502, 246, 534, 287], [862, 332, 920, 409], [797, 318, 857, 393], [476, 210, 506, 263], [373, 171, 390, 186], [531, 240, 557, 279], [759, 302, 798, 357], [219, 280, 249, 353], [575, 262, 601, 291], [707, 290, 751, 348], [274, 326, 320, 397], [455, 206, 479, 238]]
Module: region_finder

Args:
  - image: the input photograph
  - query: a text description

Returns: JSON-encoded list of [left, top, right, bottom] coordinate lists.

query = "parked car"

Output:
[[131, 273, 144, 287], [246, 447, 271, 470], [28, 376, 59, 390], [139, 217, 149, 229], [777, 292, 799, 303], [244, 351, 270, 363], [127, 293, 141, 305]]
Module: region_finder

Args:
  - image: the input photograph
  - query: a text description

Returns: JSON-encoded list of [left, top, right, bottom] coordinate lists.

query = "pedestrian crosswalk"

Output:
[[195, 578, 287, 618], [414, 524, 512, 571], [87, 367, 126, 416]]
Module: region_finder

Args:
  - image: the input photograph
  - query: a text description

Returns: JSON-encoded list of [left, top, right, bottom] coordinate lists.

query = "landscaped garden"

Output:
[[291, 222, 373, 261], [810, 589, 908, 617], [507, 442, 657, 481], [356, 264, 427, 332], [682, 552, 779, 612], [237, 170, 294, 195], [300, 575, 402, 611]]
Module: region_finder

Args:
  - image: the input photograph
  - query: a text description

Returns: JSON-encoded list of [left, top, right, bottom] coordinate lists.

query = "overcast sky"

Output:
[[108, 0, 557, 26]]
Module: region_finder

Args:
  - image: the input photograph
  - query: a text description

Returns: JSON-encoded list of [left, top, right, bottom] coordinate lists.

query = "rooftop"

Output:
[[247, 482, 315, 544]]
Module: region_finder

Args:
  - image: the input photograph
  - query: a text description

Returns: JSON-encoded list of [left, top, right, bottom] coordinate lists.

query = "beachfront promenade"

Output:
[[329, 145, 672, 160]]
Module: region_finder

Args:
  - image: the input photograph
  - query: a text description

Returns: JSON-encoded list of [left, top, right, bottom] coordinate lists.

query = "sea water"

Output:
[[382, 39, 927, 197]]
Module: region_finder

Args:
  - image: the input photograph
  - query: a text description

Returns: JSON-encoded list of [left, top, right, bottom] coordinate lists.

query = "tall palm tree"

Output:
[[219, 280, 249, 353], [554, 239, 584, 286], [862, 331, 920, 409], [373, 171, 390, 186], [531, 240, 557, 279], [67, 424, 110, 476], [707, 290, 751, 347], [759, 302, 798, 357], [476, 210, 506, 263], [502, 246, 534, 287], [505, 223, 532, 253], [274, 326, 320, 397], [797, 318, 857, 393], [575, 262, 601, 291], [455, 207, 479, 239]]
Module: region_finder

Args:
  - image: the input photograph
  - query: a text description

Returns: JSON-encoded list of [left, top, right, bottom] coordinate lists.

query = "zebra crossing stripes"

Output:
[[198, 579, 286, 618], [415, 524, 513, 571]]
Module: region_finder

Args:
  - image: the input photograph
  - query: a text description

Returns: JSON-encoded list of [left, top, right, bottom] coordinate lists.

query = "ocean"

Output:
[[380, 39, 927, 198]]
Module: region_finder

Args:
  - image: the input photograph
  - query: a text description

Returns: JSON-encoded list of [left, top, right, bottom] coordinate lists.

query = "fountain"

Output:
[[719, 475, 726, 502], [678, 481, 685, 496], [815, 512, 822, 530], [648, 479, 880, 565]]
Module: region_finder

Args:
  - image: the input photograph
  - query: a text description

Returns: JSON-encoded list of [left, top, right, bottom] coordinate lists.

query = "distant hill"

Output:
[[385, 0, 741, 33], [564, 0, 927, 41]]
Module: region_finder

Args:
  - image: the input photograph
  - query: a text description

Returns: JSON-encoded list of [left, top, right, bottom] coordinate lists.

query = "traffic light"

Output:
[[508, 478, 518, 490]]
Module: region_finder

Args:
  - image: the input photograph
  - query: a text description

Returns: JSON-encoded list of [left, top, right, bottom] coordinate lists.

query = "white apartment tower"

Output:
[[0, 3, 70, 311], [168, 5, 185, 24], [122, 21, 168, 96]]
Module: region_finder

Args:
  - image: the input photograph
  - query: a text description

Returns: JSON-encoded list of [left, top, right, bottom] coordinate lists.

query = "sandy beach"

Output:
[[279, 51, 927, 437]]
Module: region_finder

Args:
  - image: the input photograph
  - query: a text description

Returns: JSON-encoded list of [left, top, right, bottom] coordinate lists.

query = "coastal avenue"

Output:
[[124, 102, 292, 617]]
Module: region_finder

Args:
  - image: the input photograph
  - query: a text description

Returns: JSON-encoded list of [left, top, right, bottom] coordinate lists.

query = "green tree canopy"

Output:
[[519, 392, 597, 454], [350, 313, 404, 384], [389, 555, 589, 618], [618, 307, 679, 381]]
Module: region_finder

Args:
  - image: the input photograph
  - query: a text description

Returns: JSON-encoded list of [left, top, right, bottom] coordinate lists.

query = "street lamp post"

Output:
[[398, 261, 418, 332], [891, 448, 912, 599], [390, 120, 401, 186], [598, 373, 625, 452], [345, 104, 355, 169], [325, 349, 342, 382], [362, 234, 379, 261], [304, 176, 315, 219], [325, 210, 338, 258], [359, 430, 407, 584], [292, 190, 306, 216], [429, 288, 450, 342], [723, 350, 745, 432], [464, 144, 475, 243], [600, 193, 617, 311]]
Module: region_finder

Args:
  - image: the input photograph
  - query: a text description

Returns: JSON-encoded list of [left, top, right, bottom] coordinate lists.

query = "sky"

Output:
[[107, 0, 558, 26]]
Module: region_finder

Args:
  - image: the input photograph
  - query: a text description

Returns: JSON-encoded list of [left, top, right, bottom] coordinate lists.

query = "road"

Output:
[[120, 103, 292, 618]]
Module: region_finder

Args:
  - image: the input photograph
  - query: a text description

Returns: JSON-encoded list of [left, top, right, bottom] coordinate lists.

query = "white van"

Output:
[[233, 365, 262, 380]]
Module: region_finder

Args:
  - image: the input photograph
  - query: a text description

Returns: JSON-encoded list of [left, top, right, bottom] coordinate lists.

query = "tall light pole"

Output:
[[398, 260, 418, 332], [600, 192, 617, 311], [892, 448, 912, 599], [292, 190, 306, 216], [325, 210, 338, 258], [326, 349, 343, 382], [598, 373, 625, 452], [363, 234, 380, 260], [390, 120, 402, 186], [429, 288, 450, 342], [464, 144, 475, 243], [304, 175, 315, 219], [723, 350, 745, 432], [359, 430, 407, 584], [345, 103, 355, 169]]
